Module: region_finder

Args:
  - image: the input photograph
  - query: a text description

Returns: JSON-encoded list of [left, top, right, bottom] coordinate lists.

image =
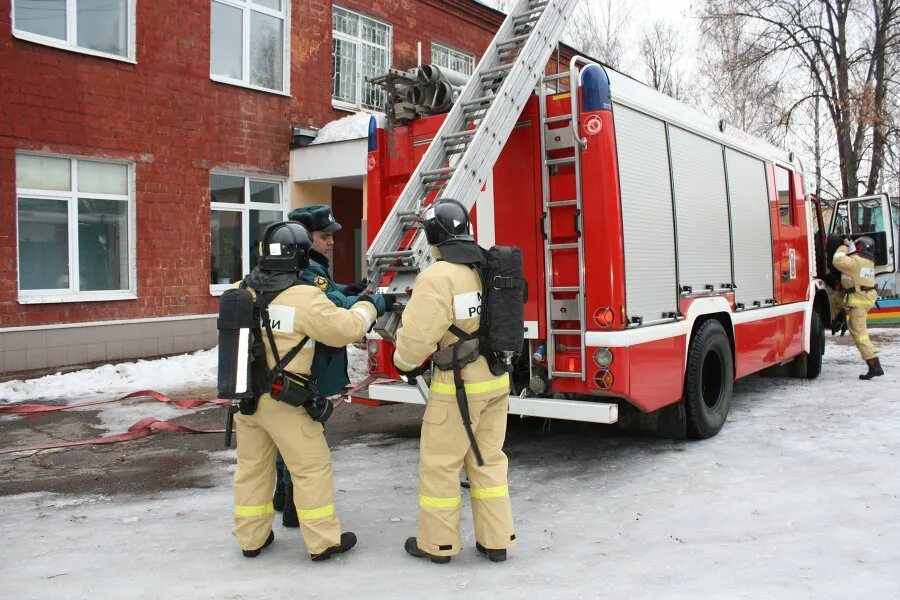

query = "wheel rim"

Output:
[[701, 350, 724, 410]]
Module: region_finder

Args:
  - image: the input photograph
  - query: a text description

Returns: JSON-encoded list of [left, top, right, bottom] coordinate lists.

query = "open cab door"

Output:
[[829, 194, 899, 296]]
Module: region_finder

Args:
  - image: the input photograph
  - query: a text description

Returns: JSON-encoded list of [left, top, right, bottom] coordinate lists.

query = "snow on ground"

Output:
[[1, 333, 898, 599], [0, 346, 369, 434]]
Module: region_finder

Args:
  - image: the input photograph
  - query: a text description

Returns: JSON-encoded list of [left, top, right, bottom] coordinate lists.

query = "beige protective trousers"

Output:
[[848, 306, 878, 360], [233, 394, 340, 554], [416, 387, 516, 557]]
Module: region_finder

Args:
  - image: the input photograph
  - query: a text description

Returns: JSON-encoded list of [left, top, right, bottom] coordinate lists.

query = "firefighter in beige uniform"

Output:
[[393, 199, 516, 564], [232, 221, 386, 559], [832, 235, 884, 379]]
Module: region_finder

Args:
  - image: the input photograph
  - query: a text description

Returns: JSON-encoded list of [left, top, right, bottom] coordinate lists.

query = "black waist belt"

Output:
[[847, 286, 877, 293]]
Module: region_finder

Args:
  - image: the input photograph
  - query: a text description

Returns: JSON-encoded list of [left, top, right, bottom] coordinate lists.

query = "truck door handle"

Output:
[[782, 271, 790, 282]]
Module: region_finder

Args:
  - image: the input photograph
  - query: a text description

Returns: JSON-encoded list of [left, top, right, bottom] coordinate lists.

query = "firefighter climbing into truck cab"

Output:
[[832, 235, 884, 379], [230, 220, 390, 560], [393, 198, 517, 564]]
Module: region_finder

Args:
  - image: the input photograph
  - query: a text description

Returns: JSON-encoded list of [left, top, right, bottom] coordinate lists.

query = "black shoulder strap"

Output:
[[247, 282, 311, 373]]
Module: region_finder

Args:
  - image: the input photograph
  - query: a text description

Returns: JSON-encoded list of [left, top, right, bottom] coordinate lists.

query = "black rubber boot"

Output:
[[311, 532, 357, 561], [282, 484, 299, 528], [273, 476, 286, 512], [476, 541, 507, 563], [242, 530, 274, 558], [404, 537, 451, 564], [859, 357, 884, 380]]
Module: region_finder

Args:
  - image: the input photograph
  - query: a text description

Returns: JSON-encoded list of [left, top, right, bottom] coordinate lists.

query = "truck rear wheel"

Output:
[[684, 319, 734, 439], [789, 311, 824, 379]]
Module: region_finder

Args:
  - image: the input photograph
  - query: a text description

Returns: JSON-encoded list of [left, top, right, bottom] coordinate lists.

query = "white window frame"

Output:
[[331, 5, 392, 112], [431, 41, 475, 77], [209, 172, 289, 296], [11, 0, 137, 63], [209, 0, 291, 96], [15, 152, 137, 304]]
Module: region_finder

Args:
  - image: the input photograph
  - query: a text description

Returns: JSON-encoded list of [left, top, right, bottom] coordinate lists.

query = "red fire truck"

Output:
[[352, 58, 831, 439]]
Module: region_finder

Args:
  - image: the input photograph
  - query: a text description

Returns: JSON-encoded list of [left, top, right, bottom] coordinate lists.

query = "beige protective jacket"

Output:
[[393, 255, 508, 401], [246, 284, 377, 375], [832, 245, 878, 308]]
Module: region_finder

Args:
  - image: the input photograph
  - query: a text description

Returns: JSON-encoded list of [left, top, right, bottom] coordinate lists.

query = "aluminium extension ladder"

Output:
[[365, 0, 578, 296]]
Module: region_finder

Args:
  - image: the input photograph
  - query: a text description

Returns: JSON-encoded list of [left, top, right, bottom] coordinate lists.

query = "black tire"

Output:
[[684, 319, 734, 439], [789, 311, 824, 379], [806, 311, 824, 379]]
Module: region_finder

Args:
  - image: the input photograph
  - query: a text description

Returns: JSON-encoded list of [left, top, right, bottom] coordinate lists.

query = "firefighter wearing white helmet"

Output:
[[393, 198, 516, 564], [832, 235, 884, 379], [232, 221, 384, 560]]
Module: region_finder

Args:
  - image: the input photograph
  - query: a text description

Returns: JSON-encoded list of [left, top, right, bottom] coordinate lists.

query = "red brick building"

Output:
[[0, 0, 572, 374]]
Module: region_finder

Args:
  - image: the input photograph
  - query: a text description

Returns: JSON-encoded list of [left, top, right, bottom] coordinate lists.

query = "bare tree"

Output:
[[638, 19, 694, 101], [697, 16, 785, 141], [567, 0, 633, 70], [700, 0, 900, 198]]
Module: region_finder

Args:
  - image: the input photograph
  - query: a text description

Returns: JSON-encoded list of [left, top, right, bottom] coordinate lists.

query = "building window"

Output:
[[210, 173, 287, 291], [16, 153, 135, 302], [210, 0, 288, 93], [431, 42, 475, 76], [13, 0, 135, 61], [775, 166, 794, 226], [332, 6, 391, 111]]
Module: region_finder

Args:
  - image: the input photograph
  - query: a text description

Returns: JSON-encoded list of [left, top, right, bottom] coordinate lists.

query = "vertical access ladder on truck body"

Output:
[[365, 0, 578, 298], [538, 57, 594, 381]]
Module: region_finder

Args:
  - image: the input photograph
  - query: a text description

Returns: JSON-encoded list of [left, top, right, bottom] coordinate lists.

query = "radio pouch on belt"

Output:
[[260, 304, 318, 408]]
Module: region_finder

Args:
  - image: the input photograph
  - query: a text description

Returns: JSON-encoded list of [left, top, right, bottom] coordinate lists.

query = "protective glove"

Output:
[[395, 361, 430, 386], [353, 295, 384, 317], [343, 278, 368, 295], [846, 239, 857, 254]]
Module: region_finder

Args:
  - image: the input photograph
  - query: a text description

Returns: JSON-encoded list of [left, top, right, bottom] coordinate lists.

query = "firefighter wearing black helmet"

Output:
[[393, 199, 516, 564], [832, 235, 884, 379], [231, 221, 386, 560]]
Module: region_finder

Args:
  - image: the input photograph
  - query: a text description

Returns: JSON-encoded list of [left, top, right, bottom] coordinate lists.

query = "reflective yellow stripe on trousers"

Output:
[[419, 494, 462, 509], [430, 373, 510, 395], [471, 484, 509, 500], [297, 504, 335, 520], [234, 502, 274, 517]]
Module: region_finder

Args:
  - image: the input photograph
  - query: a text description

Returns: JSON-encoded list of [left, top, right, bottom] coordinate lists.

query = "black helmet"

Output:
[[257, 221, 312, 272], [423, 198, 474, 246], [855, 235, 876, 261]]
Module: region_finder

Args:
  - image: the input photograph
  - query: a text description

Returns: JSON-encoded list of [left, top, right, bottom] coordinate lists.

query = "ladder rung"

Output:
[[550, 286, 580, 292], [529, 0, 549, 8], [551, 329, 582, 335], [463, 95, 494, 106], [513, 12, 541, 23], [371, 250, 414, 259], [546, 157, 575, 167], [550, 371, 584, 378], [481, 65, 512, 78], [543, 114, 572, 124], [548, 243, 579, 250], [444, 146, 468, 156], [421, 167, 455, 177], [543, 71, 571, 83], [548, 199, 577, 207], [497, 33, 531, 48], [442, 129, 476, 141]]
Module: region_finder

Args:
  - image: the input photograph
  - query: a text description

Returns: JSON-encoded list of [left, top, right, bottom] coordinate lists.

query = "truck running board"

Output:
[[351, 382, 618, 424]]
